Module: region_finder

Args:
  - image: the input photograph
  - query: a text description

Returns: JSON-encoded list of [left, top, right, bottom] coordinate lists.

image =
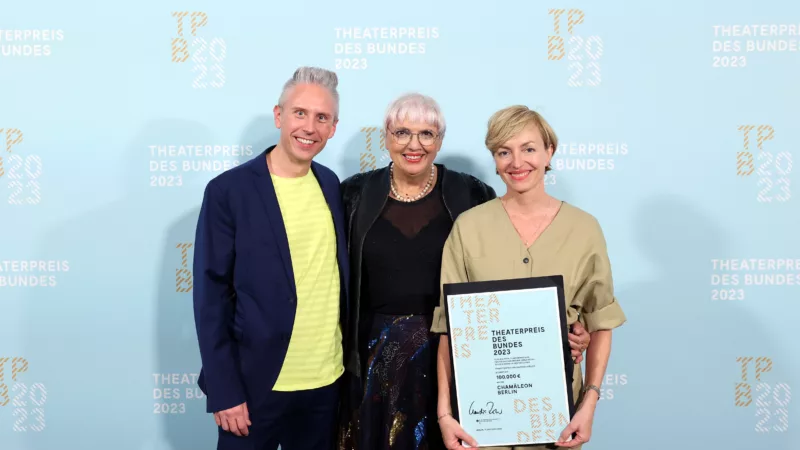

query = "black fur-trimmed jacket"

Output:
[[339, 163, 496, 378]]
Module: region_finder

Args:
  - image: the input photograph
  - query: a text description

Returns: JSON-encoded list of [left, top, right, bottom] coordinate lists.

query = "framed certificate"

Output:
[[443, 275, 575, 447]]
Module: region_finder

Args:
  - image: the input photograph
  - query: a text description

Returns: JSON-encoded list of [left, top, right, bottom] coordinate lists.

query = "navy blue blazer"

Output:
[[193, 145, 350, 413]]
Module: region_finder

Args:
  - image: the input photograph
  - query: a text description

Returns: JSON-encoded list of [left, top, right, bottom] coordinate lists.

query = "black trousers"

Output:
[[217, 378, 340, 450]]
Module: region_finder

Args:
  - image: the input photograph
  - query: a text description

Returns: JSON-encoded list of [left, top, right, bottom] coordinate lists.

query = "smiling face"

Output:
[[273, 82, 338, 164], [493, 124, 554, 194], [386, 120, 442, 178], [484, 106, 558, 196]]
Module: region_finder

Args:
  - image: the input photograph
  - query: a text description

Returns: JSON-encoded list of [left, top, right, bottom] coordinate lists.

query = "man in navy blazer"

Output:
[[192, 66, 350, 450]]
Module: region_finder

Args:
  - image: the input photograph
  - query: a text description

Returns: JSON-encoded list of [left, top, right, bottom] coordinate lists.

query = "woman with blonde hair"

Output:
[[337, 97, 593, 449], [433, 105, 626, 450]]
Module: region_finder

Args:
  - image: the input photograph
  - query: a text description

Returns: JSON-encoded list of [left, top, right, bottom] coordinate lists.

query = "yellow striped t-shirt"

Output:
[[270, 170, 343, 391]]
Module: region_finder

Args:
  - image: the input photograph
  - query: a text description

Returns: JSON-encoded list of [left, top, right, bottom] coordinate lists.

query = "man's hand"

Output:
[[568, 322, 591, 364], [214, 402, 252, 437]]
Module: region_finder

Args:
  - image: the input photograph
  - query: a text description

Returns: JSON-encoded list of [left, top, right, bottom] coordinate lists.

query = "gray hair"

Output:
[[278, 66, 340, 118], [383, 93, 446, 137]]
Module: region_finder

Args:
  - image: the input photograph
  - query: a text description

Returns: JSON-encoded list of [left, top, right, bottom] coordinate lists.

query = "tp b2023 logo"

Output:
[[0, 357, 48, 432], [170, 12, 226, 89], [736, 125, 792, 203], [0, 128, 42, 205], [547, 8, 604, 87]]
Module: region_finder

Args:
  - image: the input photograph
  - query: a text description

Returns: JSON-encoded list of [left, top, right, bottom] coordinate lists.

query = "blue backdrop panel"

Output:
[[1, 1, 798, 449]]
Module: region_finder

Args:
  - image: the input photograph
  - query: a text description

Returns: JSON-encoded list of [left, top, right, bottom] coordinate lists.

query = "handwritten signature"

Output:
[[468, 401, 503, 415]]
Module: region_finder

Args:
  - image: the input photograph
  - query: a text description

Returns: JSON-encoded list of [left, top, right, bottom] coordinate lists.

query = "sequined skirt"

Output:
[[339, 313, 445, 450]]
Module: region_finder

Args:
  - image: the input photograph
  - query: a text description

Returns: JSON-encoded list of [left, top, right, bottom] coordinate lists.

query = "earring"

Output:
[[496, 169, 499, 175]]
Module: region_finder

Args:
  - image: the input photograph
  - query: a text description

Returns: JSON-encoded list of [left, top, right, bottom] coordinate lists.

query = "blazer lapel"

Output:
[[251, 148, 296, 295]]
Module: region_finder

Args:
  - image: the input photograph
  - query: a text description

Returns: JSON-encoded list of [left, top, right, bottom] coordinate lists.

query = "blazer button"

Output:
[[523, 257, 530, 264]]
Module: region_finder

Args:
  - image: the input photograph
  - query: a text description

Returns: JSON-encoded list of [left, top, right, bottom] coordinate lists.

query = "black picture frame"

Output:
[[442, 275, 576, 447]]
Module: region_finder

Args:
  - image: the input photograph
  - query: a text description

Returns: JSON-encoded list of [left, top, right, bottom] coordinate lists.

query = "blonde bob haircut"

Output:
[[485, 105, 558, 172]]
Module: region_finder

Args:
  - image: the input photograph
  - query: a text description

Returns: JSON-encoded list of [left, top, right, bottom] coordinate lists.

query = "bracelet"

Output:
[[437, 412, 453, 422], [583, 384, 601, 397]]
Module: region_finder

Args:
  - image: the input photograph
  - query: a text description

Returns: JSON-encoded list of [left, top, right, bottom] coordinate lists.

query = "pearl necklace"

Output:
[[390, 163, 435, 202]]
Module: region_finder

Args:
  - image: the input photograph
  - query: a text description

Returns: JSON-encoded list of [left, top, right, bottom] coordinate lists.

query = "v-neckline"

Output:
[[495, 197, 564, 251]]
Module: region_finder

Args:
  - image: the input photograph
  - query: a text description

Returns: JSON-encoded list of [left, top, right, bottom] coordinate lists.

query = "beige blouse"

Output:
[[431, 198, 626, 334], [431, 199, 626, 449]]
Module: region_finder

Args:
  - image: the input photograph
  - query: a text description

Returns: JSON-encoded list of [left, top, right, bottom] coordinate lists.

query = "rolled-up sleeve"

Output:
[[431, 220, 468, 334], [573, 220, 627, 332]]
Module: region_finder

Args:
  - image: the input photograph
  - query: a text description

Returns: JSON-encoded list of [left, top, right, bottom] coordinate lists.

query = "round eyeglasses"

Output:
[[390, 129, 439, 146]]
